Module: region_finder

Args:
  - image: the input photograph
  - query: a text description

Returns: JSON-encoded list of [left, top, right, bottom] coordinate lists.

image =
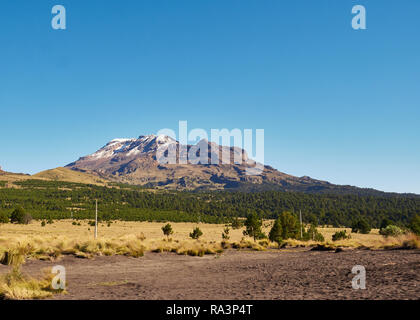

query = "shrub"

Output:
[[332, 230, 351, 241], [10, 207, 32, 225], [257, 232, 268, 240], [190, 227, 203, 240], [0, 212, 9, 224], [409, 215, 420, 236], [380, 218, 392, 230], [161, 223, 174, 239], [41, 221, 46, 227], [258, 239, 269, 247], [379, 225, 405, 237], [310, 244, 336, 251], [222, 226, 230, 240], [351, 218, 371, 234], [243, 213, 263, 241], [303, 224, 325, 242]]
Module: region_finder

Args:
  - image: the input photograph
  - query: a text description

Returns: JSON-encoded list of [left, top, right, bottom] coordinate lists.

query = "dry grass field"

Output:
[[1, 220, 419, 299], [0, 220, 417, 257], [0, 219, 383, 246], [0, 220, 245, 242]]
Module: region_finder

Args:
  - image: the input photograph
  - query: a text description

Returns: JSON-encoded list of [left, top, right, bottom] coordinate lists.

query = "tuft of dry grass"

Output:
[[223, 239, 267, 251], [382, 233, 420, 250], [149, 239, 223, 256], [0, 235, 225, 262], [0, 268, 58, 300], [0, 253, 64, 300], [95, 280, 129, 287]]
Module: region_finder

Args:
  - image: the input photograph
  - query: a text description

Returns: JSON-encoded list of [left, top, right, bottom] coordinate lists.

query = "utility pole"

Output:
[[94, 199, 98, 240], [300, 210, 303, 238]]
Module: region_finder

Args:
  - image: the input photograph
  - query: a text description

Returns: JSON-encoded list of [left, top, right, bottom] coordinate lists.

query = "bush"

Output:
[[303, 224, 325, 242], [222, 226, 230, 240], [162, 223, 174, 239], [409, 215, 420, 236], [10, 207, 32, 225], [332, 230, 351, 241], [351, 218, 371, 234], [190, 227, 203, 240], [258, 239, 269, 247], [0, 212, 9, 224], [380, 218, 392, 230], [379, 225, 405, 237], [41, 221, 46, 227]]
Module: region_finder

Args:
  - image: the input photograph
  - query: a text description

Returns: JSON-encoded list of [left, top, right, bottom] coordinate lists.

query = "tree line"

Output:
[[0, 179, 419, 228]]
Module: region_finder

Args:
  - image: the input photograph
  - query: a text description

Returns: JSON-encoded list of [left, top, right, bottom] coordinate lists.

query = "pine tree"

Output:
[[10, 207, 32, 225], [351, 218, 371, 234], [269, 219, 283, 247], [280, 211, 299, 239], [409, 214, 420, 235], [243, 213, 263, 241]]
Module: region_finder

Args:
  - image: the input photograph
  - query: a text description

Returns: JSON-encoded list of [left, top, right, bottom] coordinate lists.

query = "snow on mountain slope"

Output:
[[65, 134, 333, 191]]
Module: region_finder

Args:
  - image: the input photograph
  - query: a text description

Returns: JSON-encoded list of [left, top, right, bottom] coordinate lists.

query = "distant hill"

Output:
[[33, 167, 108, 185], [0, 166, 107, 187], [0, 168, 32, 186]]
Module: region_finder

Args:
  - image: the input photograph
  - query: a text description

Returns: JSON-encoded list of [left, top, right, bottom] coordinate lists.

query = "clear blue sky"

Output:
[[1, 1, 419, 194]]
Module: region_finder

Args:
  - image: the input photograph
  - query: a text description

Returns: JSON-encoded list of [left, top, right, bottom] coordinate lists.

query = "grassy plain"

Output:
[[1, 220, 418, 299], [0, 219, 416, 255]]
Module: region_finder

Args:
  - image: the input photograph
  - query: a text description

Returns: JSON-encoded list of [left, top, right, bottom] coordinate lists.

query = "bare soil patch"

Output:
[[1, 249, 419, 300]]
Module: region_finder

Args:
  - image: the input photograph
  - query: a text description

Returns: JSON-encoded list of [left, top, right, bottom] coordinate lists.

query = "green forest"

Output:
[[1, 179, 419, 228]]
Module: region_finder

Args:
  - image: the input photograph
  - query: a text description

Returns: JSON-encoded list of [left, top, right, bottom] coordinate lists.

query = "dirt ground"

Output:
[[1, 249, 419, 300]]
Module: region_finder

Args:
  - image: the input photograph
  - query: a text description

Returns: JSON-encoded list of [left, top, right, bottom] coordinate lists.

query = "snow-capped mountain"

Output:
[[87, 135, 176, 161], [66, 134, 335, 191]]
